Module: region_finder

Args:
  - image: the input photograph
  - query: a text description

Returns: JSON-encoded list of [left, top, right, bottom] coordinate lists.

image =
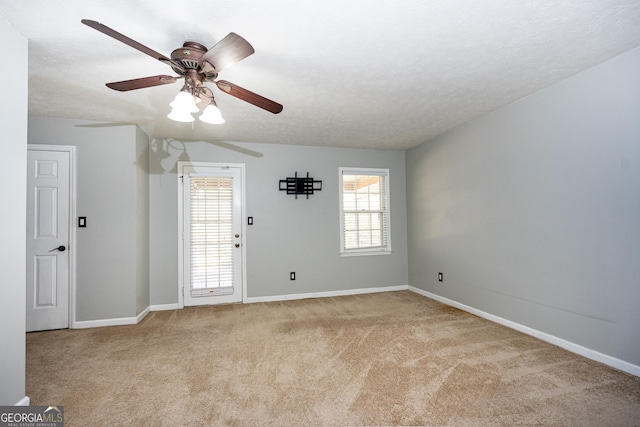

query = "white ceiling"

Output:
[[2, 0, 640, 150]]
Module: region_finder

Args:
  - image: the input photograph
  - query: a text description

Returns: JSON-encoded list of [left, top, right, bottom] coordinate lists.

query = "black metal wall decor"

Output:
[[279, 171, 322, 199]]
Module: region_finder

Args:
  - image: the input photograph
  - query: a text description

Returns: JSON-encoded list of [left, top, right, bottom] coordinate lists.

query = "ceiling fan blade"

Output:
[[215, 80, 283, 114], [199, 33, 255, 74], [106, 75, 179, 92], [81, 19, 184, 72]]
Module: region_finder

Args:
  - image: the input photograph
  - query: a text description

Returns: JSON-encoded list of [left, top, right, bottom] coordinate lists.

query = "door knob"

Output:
[[50, 245, 66, 252]]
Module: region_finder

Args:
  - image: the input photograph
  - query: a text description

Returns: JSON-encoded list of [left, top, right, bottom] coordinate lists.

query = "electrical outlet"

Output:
[[438, 272, 443, 282], [290, 272, 296, 280]]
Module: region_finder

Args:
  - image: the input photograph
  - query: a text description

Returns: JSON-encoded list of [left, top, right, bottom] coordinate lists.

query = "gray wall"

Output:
[[406, 46, 640, 366], [28, 117, 149, 322], [150, 140, 408, 304], [26, 117, 407, 318], [136, 126, 150, 316], [0, 15, 27, 405]]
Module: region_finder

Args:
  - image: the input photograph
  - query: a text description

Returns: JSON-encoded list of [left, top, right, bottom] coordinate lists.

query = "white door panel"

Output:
[[26, 149, 71, 331]]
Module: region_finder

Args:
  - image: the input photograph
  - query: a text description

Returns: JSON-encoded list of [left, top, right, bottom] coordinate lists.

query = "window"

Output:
[[339, 167, 392, 256]]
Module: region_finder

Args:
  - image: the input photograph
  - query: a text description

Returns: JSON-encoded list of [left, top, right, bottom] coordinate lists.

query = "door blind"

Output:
[[189, 175, 234, 294]]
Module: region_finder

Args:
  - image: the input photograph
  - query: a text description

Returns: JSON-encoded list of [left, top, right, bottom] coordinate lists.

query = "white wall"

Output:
[[28, 117, 149, 322], [406, 46, 640, 367], [0, 15, 27, 405], [149, 140, 408, 304]]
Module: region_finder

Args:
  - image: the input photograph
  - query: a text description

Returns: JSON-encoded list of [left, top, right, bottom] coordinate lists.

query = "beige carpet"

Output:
[[27, 291, 640, 426]]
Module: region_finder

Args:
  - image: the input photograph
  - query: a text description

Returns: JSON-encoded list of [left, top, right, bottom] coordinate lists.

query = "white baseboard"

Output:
[[71, 304, 180, 329], [73, 316, 138, 329], [15, 396, 30, 406], [71, 287, 409, 328], [245, 285, 409, 304], [408, 286, 640, 377], [73, 287, 411, 328], [150, 303, 180, 311], [136, 307, 150, 323]]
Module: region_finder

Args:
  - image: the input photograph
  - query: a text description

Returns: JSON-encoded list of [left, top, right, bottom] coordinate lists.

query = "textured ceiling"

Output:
[[2, 0, 640, 150]]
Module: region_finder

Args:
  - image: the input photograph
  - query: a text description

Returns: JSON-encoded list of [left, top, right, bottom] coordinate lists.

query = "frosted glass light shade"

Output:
[[167, 107, 195, 122], [169, 91, 199, 113], [199, 104, 225, 124]]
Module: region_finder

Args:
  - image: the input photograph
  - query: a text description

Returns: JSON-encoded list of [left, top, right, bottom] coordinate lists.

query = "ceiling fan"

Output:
[[81, 19, 283, 123]]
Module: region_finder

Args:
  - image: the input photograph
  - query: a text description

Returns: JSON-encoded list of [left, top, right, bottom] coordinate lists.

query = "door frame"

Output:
[[26, 144, 77, 328], [177, 161, 247, 308]]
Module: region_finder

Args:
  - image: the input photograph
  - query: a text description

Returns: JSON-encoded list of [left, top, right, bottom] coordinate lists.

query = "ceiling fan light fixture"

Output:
[[199, 101, 225, 124], [167, 107, 195, 122], [82, 20, 283, 124], [169, 89, 199, 113]]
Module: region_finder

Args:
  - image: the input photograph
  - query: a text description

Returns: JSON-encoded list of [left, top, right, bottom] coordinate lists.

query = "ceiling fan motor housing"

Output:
[[170, 42, 218, 79]]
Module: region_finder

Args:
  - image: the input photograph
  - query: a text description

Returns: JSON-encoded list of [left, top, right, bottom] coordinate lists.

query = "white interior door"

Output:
[[26, 148, 71, 331], [180, 163, 244, 306]]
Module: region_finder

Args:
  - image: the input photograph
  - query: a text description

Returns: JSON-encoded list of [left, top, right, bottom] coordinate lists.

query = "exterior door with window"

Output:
[[180, 163, 244, 306]]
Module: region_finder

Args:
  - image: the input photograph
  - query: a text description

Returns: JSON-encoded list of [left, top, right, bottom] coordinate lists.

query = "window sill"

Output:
[[340, 249, 392, 257]]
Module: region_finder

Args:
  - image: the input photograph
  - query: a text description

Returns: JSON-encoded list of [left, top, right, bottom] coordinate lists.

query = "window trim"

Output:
[[338, 167, 392, 257]]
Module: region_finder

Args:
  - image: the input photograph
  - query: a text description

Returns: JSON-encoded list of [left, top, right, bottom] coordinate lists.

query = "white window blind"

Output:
[[339, 168, 392, 255], [189, 175, 234, 293]]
